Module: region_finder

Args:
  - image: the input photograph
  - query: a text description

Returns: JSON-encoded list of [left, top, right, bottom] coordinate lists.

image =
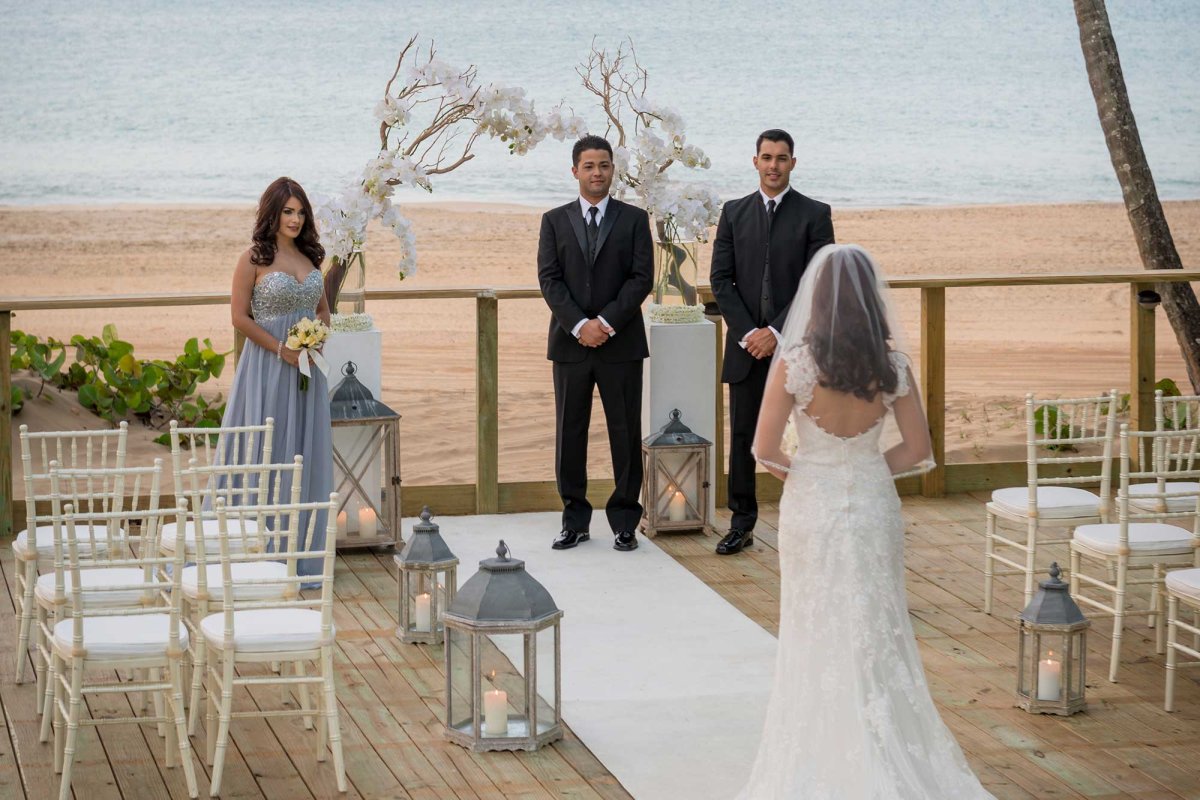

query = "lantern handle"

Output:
[[496, 540, 510, 561]]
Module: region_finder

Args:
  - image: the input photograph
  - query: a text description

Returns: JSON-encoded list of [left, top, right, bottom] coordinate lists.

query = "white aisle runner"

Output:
[[431, 512, 778, 800]]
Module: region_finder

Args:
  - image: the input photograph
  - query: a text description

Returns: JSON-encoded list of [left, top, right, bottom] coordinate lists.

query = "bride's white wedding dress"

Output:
[[736, 346, 994, 800]]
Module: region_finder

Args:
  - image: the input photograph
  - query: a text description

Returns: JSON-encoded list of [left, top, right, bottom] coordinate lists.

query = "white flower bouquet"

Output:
[[285, 318, 331, 391]]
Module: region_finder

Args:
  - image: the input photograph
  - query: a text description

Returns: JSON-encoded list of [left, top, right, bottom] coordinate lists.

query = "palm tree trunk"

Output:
[[1074, 0, 1200, 389]]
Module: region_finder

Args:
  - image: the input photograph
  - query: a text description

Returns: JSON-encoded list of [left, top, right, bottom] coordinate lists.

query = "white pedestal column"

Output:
[[323, 329, 383, 539], [642, 319, 717, 523]]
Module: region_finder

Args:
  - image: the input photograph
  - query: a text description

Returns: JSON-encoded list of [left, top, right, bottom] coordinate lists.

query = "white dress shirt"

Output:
[[572, 195, 615, 339], [739, 185, 790, 350]]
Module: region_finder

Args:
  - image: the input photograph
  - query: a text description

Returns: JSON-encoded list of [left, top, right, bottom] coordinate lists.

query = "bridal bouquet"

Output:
[[285, 318, 330, 391]]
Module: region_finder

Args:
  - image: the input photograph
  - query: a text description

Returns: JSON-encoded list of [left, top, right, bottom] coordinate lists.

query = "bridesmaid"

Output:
[[220, 176, 333, 580]]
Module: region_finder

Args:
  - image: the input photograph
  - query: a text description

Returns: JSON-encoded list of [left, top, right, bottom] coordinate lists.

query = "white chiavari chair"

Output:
[[34, 460, 163, 733], [13, 422, 128, 683], [48, 497, 196, 799], [984, 391, 1118, 612], [1070, 425, 1200, 682], [178, 455, 304, 733], [203, 494, 344, 796], [1165, 567, 1200, 711]]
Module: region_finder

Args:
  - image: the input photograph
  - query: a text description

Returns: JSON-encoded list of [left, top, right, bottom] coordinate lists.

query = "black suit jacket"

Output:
[[709, 188, 834, 383], [537, 197, 654, 363]]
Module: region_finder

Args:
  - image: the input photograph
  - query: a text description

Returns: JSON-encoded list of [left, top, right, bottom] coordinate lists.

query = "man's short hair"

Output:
[[573, 135, 614, 166], [756, 128, 794, 156]]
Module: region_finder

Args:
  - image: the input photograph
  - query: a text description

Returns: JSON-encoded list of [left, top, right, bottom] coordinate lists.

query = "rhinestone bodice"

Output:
[[250, 270, 323, 322]]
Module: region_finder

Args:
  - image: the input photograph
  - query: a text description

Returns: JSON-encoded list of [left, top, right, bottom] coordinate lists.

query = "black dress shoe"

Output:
[[716, 528, 754, 555], [552, 529, 590, 550], [613, 530, 639, 551]]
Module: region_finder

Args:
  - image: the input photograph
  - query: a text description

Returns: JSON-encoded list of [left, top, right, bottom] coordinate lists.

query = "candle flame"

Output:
[[489, 670, 496, 681]]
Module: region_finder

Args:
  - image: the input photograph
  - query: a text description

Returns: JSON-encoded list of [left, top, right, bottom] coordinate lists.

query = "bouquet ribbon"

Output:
[[298, 348, 330, 383]]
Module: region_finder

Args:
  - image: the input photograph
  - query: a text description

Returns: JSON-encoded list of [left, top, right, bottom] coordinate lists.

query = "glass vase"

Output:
[[323, 250, 366, 315], [649, 218, 703, 324]]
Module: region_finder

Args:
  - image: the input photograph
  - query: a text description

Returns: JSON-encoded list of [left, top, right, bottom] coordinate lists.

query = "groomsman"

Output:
[[537, 135, 654, 552], [710, 129, 835, 555]]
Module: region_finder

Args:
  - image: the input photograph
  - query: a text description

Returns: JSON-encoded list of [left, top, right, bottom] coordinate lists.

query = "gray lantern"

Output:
[[395, 507, 459, 644], [640, 409, 712, 536], [1015, 563, 1090, 715], [443, 541, 563, 752], [329, 361, 401, 549]]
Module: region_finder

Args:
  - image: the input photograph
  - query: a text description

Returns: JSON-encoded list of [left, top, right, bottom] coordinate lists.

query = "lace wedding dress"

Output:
[[735, 345, 994, 800]]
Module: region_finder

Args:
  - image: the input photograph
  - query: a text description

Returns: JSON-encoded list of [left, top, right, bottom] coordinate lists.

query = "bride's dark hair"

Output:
[[804, 247, 898, 402], [250, 177, 325, 269]]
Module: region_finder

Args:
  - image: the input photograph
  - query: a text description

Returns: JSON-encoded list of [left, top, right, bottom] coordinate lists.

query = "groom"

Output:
[[538, 135, 654, 552], [710, 129, 835, 555]]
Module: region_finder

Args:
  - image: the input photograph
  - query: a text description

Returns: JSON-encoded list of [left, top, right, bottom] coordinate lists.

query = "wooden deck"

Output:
[[2, 492, 1199, 799]]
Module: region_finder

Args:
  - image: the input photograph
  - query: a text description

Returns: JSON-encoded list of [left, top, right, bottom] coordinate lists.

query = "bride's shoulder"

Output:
[[779, 344, 817, 397]]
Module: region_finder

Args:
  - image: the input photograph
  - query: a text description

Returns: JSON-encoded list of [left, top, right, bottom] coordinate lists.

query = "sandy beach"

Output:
[[3, 199, 1199, 489]]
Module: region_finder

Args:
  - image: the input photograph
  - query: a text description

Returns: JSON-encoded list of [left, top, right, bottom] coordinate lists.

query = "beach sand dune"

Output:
[[2, 200, 1198, 491]]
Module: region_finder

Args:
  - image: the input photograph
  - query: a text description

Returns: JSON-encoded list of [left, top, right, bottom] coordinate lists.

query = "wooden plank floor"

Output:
[[4, 491, 1200, 799], [653, 493, 1200, 800]]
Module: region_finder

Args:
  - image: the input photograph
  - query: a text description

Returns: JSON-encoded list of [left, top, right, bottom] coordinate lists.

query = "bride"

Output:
[[737, 244, 994, 799]]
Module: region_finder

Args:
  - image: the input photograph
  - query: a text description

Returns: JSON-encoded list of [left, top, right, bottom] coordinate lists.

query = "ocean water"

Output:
[[1, 0, 1197, 208]]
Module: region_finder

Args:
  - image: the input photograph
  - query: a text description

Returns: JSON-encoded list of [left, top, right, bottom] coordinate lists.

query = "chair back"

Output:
[[1118, 425, 1200, 547], [168, 418, 274, 505], [47, 460, 165, 566], [56, 473, 186, 656], [1155, 390, 1200, 433], [19, 422, 129, 537], [1025, 390, 1119, 506], [210, 492, 339, 649], [183, 457, 305, 600]]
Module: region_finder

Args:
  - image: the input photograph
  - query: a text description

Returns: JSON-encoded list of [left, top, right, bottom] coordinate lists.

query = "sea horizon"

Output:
[[2, 1, 1197, 209]]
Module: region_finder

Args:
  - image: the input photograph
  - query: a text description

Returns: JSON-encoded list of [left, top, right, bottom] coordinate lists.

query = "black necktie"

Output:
[[586, 206, 599, 263], [760, 198, 777, 325]]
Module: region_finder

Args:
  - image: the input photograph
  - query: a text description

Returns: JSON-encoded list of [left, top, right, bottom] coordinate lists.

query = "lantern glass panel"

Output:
[[656, 450, 701, 521], [405, 570, 435, 633], [481, 633, 529, 738], [446, 628, 474, 735], [533, 626, 557, 734], [1034, 635, 1067, 703], [1067, 630, 1086, 701]]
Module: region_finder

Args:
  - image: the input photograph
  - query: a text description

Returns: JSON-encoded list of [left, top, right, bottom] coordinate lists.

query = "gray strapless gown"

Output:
[[215, 269, 332, 580]]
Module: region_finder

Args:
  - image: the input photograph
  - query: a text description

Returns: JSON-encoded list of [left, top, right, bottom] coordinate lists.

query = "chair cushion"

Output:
[[159, 517, 260, 555], [36, 568, 153, 607], [13, 525, 124, 560], [1128, 481, 1200, 513], [53, 613, 188, 660], [1072, 522, 1194, 556], [1166, 568, 1200, 605], [991, 486, 1102, 519], [200, 608, 331, 653], [181, 562, 291, 601]]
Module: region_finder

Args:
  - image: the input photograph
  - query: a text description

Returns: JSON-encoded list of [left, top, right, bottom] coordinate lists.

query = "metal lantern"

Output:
[[1015, 563, 1090, 715], [640, 408, 712, 536], [329, 361, 401, 549], [443, 540, 563, 752], [395, 507, 459, 644]]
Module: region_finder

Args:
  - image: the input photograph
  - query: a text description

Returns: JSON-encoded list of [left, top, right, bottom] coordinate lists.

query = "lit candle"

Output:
[[336, 511, 348, 536], [1037, 651, 1062, 701], [667, 489, 687, 522], [484, 673, 508, 736], [358, 507, 377, 538], [415, 592, 432, 632]]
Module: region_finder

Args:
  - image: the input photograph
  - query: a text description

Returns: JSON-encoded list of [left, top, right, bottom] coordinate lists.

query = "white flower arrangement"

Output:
[[330, 312, 375, 333], [316, 37, 580, 293], [577, 40, 722, 322], [646, 303, 706, 325]]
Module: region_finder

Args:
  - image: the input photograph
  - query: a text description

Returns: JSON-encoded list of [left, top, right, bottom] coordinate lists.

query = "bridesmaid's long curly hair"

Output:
[[250, 177, 324, 269], [805, 246, 898, 402]]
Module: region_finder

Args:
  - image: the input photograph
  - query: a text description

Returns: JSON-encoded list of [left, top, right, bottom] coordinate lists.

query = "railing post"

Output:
[[921, 287, 946, 497], [476, 292, 499, 514], [1, 309, 12, 537], [233, 329, 246, 369], [1130, 283, 1155, 441]]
